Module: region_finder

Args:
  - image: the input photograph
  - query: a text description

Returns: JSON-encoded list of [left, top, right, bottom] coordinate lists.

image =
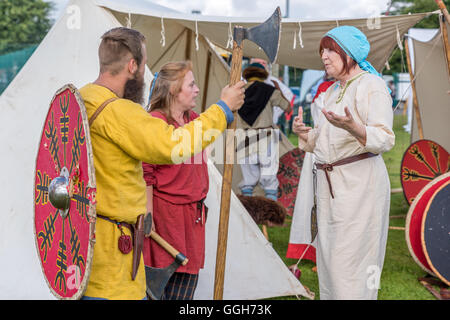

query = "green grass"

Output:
[[263, 114, 437, 300]]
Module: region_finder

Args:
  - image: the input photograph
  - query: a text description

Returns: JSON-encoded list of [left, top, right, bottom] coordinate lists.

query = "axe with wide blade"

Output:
[[213, 7, 282, 300], [143, 214, 189, 300]]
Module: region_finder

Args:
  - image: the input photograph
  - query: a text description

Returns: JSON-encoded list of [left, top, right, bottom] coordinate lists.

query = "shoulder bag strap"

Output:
[[89, 97, 119, 127]]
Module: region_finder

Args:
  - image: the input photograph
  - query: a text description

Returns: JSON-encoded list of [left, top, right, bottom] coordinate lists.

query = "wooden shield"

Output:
[[401, 139, 449, 205], [277, 148, 305, 216], [405, 172, 450, 276], [34, 84, 96, 300], [421, 180, 450, 286]]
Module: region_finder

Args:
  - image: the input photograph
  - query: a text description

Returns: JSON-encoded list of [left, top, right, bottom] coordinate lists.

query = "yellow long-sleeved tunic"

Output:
[[80, 84, 230, 299]]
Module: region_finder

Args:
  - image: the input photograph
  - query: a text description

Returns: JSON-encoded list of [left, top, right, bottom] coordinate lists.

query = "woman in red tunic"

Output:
[[142, 61, 209, 300]]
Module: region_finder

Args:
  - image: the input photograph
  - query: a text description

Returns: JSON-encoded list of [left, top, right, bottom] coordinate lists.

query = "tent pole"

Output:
[[185, 28, 192, 60], [201, 49, 212, 112], [435, 0, 450, 24], [404, 37, 424, 139], [439, 16, 450, 79]]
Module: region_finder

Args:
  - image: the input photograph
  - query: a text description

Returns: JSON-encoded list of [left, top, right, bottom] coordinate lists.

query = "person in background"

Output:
[[236, 62, 291, 201], [250, 58, 295, 133]]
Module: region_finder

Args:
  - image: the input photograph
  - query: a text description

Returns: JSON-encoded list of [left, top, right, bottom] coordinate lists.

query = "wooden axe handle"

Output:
[[213, 39, 243, 300], [150, 232, 189, 266]]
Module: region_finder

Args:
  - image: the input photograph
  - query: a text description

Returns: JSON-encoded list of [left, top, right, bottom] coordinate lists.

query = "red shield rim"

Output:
[[421, 180, 450, 286], [400, 139, 449, 205], [33, 84, 96, 300], [405, 172, 450, 276]]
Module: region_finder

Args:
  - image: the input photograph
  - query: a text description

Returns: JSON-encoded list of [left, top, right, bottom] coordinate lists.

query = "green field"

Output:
[[266, 114, 438, 300]]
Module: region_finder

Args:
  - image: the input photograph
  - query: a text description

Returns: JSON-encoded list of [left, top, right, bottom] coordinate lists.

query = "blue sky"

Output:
[[46, 0, 394, 21]]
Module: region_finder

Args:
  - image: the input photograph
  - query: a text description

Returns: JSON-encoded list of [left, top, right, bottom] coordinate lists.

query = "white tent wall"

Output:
[[403, 28, 439, 133], [410, 24, 450, 151]]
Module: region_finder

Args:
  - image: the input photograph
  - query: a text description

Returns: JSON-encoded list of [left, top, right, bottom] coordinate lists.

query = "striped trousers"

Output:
[[162, 272, 199, 300]]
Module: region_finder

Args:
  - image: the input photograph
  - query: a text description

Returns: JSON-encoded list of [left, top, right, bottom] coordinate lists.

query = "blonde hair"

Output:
[[149, 61, 193, 124]]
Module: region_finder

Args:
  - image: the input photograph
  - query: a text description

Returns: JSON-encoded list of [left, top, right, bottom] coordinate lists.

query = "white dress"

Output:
[[298, 72, 395, 300]]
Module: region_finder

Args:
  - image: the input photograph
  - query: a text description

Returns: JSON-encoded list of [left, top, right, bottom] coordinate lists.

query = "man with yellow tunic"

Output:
[[79, 27, 245, 300]]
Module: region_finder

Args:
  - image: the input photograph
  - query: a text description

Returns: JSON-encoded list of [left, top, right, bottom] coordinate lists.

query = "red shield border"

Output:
[[33, 84, 96, 300], [421, 180, 450, 286], [405, 172, 450, 277]]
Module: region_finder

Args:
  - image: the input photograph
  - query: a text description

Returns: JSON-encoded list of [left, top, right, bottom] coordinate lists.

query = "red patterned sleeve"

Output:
[[142, 162, 157, 186]]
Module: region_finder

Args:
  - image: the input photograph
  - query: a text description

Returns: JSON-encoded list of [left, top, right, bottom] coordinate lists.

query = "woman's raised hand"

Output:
[[292, 107, 311, 139]]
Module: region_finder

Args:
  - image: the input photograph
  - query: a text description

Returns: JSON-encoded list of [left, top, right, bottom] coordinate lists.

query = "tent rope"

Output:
[[293, 29, 297, 49], [293, 22, 304, 49], [226, 22, 233, 49], [126, 13, 132, 28], [298, 22, 304, 48], [396, 25, 404, 51], [195, 20, 199, 51], [160, 17, 166, 47]]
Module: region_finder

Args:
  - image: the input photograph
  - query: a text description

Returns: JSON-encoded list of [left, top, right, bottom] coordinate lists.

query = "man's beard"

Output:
[[123, 71, 145, 104]]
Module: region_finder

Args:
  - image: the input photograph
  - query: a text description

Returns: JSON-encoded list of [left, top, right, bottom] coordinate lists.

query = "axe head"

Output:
[[145, 261, 180, 300], [145, 252, 188, 300], [234, 7, 282, 63]]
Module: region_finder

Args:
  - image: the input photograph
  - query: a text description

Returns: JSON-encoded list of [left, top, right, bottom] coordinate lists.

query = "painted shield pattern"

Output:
[[277, 148, 305, 216], [401, 139, 449, 205], [34, 84, 96, 299]]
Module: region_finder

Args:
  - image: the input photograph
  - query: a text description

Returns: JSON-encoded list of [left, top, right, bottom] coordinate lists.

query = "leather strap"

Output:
[[89, 97, 119, 127], [97, 214, 133, 232], [315, 152, 377, 199], [97, 213, 145, 281]]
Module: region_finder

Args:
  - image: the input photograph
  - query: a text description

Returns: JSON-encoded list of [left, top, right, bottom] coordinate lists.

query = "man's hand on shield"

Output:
[[220, 80, 246, 112]]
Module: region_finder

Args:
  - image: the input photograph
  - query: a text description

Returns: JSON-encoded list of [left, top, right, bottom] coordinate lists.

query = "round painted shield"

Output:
[[421, 180, 450, 286], [405, 172, 450, 276], [277, 148, 305, 216], [401, 139, 449, 205], [34, 84, 97, 299]]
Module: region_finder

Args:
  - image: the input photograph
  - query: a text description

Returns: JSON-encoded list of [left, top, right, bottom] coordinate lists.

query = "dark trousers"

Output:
[[162, 272, 199, 300]]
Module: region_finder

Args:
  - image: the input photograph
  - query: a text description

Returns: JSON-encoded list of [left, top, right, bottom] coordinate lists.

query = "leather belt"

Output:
[[315, 152, 377, 199], [236, 127, 273, 152], [97, 214, 145, 281]]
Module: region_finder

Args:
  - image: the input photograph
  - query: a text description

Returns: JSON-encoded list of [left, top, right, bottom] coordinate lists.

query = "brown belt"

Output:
[[97, 214, 145, 281], [315, 152, 377, 199], [236, 128, 273, 152]]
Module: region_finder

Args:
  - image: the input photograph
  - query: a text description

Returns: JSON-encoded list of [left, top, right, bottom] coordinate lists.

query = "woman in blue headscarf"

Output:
[[292, 26, 395, 300]]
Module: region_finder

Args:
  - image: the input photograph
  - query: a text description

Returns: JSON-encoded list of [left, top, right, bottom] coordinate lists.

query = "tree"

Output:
[[383, 0, 450, 74], [0, 0, 54, 55]]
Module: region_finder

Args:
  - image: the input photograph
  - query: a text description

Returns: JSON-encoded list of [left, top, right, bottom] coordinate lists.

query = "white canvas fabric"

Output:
[[409, 24, 450, 151]]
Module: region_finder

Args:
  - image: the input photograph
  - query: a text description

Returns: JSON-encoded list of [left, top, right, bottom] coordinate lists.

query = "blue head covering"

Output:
[[147, 72, 159, 105], [325, 26, 381, 78]]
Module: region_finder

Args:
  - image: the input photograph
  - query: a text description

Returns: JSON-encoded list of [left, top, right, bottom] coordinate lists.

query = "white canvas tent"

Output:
[[0, 0, 433, 299], [407, 22, 450, 151]]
